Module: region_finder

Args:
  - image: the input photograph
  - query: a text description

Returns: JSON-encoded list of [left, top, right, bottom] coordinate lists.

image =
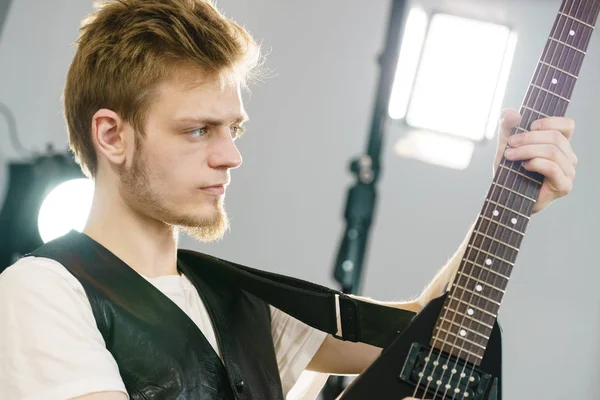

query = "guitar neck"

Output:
[[431, 0, 600, 366]]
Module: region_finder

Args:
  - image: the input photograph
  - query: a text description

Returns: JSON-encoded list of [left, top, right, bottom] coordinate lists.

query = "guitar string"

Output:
[[421, 6, 563, 395], [453, 0, 585, 397], [418, 0, 592, 395], [447, 0, 593, 394], [411, 13, 527, 399], [411, 0, 584, 398], [450, 0, 587, 398], [411, 10, 536, 398]]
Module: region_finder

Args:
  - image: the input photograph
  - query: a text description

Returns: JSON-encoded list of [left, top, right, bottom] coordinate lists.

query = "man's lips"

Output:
[[200, 184, 226, 195]]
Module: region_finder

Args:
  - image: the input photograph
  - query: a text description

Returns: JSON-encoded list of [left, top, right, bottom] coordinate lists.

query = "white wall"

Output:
[[1, 0, 598, 398]]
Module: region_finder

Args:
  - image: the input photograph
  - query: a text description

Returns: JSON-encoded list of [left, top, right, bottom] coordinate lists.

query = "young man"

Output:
[[0, 0, 578, 399]]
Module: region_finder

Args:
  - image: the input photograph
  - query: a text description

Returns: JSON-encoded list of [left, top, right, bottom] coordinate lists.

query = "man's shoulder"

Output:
[[0, 256, 83, 293]]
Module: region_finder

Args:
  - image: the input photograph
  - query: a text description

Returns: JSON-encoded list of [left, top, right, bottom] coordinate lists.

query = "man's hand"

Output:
[[493, 108, 577, 214]]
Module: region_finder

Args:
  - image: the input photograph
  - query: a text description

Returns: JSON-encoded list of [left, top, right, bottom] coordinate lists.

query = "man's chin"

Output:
[[178, 213, 230, 243]]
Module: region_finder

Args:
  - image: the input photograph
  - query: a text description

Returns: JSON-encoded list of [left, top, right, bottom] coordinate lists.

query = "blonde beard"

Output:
[[119, 142, 230, 243], [177, 198, 230, 243]]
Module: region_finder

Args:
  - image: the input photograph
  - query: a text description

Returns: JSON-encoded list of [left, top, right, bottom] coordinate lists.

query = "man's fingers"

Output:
[[498, 108, 522, 140], [507, 131, 578, 167], [522, 158, 573, 196], [531, 116, 576, 139], [505, 143, 575, 179]]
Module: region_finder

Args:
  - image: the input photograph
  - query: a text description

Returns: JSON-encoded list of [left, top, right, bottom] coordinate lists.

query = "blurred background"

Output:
[[0, 0, 598, 399]]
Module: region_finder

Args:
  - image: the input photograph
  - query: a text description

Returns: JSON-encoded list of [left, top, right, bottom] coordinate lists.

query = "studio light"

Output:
[[0, 150, 93, 271]]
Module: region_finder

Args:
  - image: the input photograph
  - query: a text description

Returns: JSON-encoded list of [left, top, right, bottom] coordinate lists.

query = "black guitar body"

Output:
[[341, 294, 503, 400]]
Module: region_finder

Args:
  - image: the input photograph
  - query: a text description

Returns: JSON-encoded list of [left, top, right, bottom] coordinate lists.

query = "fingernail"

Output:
[[505, 148, 515, 157]]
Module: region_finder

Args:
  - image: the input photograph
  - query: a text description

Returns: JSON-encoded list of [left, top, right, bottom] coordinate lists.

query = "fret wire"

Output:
[[553, 11, 596, 47], [492, 182, 537, 203], [441, 313, 494, 330], [522, 105, 550, 118], [482, 195, 531, 224], [514, 126, 528, 133], [456, 268, 506, 301], [452, 284, 502, 309], [556, 10, 595, 33], [452, 283, 501, 306], [435, 327, 487, 350], [485, 199, 531, 220], [432, 337, 484, 360], [549, 36, 587, 54], [533, 62, 578, 99], [438, 314, 492, 339], [539, 61, 578, 78], [558, 10, 595, 28], [447, 296, 499, 318], [501, 171, 540, 207], [495, 168, 542, 204], [462, 258, 511, 281], [530, 83, 571, 103], [467, 244, 515, 266], [481, 215, 524, 236], [457, 271, 506, 294], [473, 229, 520, 252], [499, 163, 544, 186], [525, 85, 569, 110], [543, 40, 586, 79]]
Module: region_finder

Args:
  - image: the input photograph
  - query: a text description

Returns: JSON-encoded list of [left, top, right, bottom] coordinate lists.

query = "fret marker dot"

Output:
[[465, 393, 470, 398], [452, 368, 457, 374], [467, 308, 474, 315], [470, 376, 476, 382], [418, 372, 424, 377], [427, 376, 433, 382], [569, 30, 575, 36], [460, 329, 467, 336], [455, 388, 461, 394], [433, 361, 439, 366], [436, 380, 442, 386], [442, 365, 448, 370], [552, 78, 558, 84], [511, 217, 518, 224], [445, 384, 451, 389], [476, 285, 483, 292], [492, 209, 499, 217], [485, 258, 492, 266], [460, 372, 466, 378]]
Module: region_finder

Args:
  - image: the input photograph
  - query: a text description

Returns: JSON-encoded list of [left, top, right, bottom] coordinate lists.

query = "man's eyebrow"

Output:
[[175, 113, 249, 126]]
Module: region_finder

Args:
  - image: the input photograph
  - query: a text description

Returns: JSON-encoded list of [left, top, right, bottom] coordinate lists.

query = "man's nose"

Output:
[[207, 130, 243, 170]]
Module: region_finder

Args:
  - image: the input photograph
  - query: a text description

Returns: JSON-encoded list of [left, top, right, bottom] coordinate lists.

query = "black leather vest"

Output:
[[29, 230, 285, 400]]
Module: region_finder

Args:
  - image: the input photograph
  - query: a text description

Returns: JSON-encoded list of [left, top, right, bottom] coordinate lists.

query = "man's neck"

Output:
[[82, 188, 179, 278]]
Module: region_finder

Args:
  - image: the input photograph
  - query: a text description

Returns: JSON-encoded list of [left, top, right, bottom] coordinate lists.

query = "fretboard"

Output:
[[430, 0, 600, 366]]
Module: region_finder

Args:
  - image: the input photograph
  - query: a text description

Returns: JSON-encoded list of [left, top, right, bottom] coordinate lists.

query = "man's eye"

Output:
[[231, 125, 246, 139], [188, 127, 207, 137]]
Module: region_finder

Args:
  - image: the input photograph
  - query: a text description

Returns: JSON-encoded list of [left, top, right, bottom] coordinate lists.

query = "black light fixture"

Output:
[[0, 2, 95, 271], [0, 148, 93, 271]]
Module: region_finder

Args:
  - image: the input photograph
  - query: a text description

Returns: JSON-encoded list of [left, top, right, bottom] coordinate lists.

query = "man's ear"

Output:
[[91, 109, 130, 168]]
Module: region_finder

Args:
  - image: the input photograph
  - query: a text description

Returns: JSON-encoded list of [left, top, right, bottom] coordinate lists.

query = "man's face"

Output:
[[119, 72, 246, 242]]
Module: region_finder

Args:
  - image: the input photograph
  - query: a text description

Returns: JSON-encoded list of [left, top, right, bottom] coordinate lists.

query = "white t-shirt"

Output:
[[0, 256, 330, 400]]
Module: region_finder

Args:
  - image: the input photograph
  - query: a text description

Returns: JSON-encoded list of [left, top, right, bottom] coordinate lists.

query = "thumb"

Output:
[[494, 108, 522, 172]]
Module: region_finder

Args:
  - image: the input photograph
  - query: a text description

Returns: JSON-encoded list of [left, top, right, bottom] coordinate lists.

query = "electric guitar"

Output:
[[340, 0, 599, 398]]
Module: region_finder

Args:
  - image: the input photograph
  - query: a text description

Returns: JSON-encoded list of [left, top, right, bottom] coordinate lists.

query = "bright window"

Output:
[[389, 8, 517, 168]]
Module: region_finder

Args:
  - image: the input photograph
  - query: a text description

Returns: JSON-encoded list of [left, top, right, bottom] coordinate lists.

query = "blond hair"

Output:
[[64, 0, 262, 178]]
